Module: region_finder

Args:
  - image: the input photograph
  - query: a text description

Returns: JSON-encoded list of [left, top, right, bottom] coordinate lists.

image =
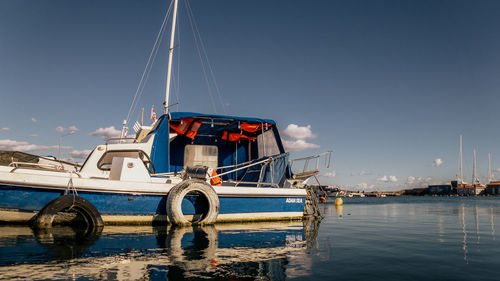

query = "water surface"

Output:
[[0, 197, 499, 280]]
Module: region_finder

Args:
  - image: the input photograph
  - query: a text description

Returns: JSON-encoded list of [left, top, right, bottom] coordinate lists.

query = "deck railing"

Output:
[[289, 151, 332, 180]]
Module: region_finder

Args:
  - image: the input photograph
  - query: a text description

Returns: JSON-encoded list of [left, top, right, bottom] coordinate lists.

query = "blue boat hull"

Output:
[[0, 184, 306, 223]]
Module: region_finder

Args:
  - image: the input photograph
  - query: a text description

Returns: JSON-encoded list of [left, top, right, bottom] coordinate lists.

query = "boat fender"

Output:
[[33, 195, 104, 229], [166, 179, 219, 225]]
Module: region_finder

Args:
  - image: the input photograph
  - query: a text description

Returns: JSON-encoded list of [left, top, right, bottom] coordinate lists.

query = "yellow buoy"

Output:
[[334, 197, 343, 206], [335, 204, 343, 216]]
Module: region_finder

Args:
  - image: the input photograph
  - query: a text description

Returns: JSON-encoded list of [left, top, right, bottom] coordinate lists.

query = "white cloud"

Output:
[[376, 175, 398, 182], [407, 176, 416, 184], [432, 158, 443, 167], [0, 139, 70, 152], [283, 139, 320, 152], [70, 149, 92, 159], [1, 128, 9, 131], [323, 171, 336, 177], [89, 126, 121, 139], [356, 182, 375, 190], [282, 124, 316, 140], [56, 125, 79, 133], [406, 176, 434, 187], [31, 117, 37, 123], [377, 175, 388, 182], [389, 175, 398, 182]]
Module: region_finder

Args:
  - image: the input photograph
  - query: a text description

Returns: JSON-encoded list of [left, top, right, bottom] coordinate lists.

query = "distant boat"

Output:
[[457, 148, 485, 196], [485, 153, 500, 195]]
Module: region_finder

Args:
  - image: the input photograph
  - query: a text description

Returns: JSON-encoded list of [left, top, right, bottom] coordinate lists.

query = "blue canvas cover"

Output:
[[149, 112, 290, 186]]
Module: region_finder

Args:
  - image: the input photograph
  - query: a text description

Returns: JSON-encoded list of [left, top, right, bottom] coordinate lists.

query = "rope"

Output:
[[64, 172, 79, 210]]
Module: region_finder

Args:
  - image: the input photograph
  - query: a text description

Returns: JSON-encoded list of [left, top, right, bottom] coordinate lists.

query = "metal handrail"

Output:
[[8, 162, 82, 177], [289, 151, 332, 173], [105, 137, 136, 145], [230, 180, 279, 188], [9, 161, 64, 170], [208, 158, 273, 180]]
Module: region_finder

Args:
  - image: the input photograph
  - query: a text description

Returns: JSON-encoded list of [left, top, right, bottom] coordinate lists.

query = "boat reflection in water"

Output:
[[0, 220, 319, 280]]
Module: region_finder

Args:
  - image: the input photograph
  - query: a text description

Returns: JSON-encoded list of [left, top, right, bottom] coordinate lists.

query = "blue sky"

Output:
[[1, 0, 500, 190]]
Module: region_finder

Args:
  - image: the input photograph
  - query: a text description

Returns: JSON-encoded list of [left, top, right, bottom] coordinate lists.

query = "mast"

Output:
[[472, 149, 479, 185], [164, 0, 179, 114], [488, 152, 493, 182], [457, 135, 463, 184]]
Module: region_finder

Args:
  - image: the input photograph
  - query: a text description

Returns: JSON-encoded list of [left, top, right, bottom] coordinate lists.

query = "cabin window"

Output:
[[98, 150, 148, 170], [184, 145, 218, 169], [257, 130, 280, 158]]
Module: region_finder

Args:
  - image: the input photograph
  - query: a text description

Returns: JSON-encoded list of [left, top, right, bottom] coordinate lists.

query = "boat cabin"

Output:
[[79, 112, 292, 187], [148, 112, 291, 187]]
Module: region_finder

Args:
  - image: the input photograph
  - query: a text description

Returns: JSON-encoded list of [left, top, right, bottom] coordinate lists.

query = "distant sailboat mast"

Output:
[[488, 152, 493, 182], [164, 0, 179, 114], [472, 149, 480, 185], [457, 135, 464, 184]]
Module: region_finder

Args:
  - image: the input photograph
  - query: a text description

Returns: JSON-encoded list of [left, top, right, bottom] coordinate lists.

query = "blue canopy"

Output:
[[149, 112, 286, 178], [168, 112, 277, 125]]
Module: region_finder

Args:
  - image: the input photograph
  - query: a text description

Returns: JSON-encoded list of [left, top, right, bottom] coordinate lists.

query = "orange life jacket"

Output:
[[222, 131, 256, 142], [185, 120, 202, 139], [169, 118, 194, 135], [240, 122, 272, 133]]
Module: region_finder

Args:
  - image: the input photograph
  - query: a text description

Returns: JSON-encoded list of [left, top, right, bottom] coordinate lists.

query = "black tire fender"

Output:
[[33, 195, 104, 229], [166, 179, 219, 225]]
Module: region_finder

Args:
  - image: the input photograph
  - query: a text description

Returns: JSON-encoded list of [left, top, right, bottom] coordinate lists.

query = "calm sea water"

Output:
[[0, 196, 499, 280]]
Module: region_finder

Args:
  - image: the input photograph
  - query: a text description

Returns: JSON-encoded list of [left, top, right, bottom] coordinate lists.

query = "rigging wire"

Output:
[[125, 1, 173, 125], [126, 0, 227, 121], [185, 0, 227, 114], [184, 0, 216, 113], [173, 10, 181, 112]]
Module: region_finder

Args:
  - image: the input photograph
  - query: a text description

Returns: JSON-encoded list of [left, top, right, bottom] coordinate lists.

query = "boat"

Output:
[[456, 148, 485, 196], [0, 0, 328, 227], [484, 153, 500, 195]]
